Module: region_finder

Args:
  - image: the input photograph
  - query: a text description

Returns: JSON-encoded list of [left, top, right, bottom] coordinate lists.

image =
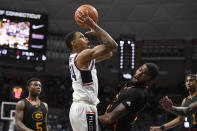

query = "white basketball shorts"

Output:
[[69, 102, 99, 131]]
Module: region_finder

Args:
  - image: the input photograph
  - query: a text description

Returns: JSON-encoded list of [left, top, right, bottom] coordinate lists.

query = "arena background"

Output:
[[0, 0, 197, 130]]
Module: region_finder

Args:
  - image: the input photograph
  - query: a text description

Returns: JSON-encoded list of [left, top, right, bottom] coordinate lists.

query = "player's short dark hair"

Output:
[[145, 63, 159, 80], [186, 74, 197, 81], [64, 31, 77, 49], [26, 77, 42, 88]]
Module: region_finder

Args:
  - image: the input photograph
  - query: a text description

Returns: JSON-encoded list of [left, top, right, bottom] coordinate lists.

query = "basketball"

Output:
[[74, 4, 98, 28]]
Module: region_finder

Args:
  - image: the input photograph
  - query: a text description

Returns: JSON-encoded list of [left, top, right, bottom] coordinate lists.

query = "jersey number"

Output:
[[36, 122, 43, 131], [69, 65, 76, 81], [192, 114, 197, 125]]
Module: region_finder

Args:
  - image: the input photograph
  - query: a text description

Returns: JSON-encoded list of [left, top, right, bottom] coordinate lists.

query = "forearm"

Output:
[[162, 117, 183, 129], [16, 121, 34, 131], [99, 103, 129, 127], [99, 114, 114, 127], [91, 23, 117, 49], [171, 106, 192, 116]]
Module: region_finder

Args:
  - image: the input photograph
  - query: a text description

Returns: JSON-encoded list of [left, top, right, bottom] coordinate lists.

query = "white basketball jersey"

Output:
[[69, 53, 99, 105]]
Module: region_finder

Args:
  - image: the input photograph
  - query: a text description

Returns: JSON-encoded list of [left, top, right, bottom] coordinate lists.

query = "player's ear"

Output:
[[71, 40, 76, 50]]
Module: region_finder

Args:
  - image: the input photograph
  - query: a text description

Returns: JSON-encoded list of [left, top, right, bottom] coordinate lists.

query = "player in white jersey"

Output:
[[65, 11, 118, 131]]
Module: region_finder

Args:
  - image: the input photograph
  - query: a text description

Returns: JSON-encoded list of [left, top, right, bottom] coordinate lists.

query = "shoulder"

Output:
[[181, 98, 187, 106], [16, 99, 25, 109], [76, 49, 95, 66], [78, 49, 93, 56], [75, 49, 93, 60], [17, 99, 25, 105], [124, 88, 146, 99], [124, 87, 138, 94], [42, 102, 48, 111], [126, 87, 146, 95], [43, 102, 48, 107]]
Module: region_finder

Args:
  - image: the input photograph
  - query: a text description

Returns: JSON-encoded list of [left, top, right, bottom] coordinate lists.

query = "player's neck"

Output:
[[188, 91, 197, 99], [26, 96, 41, 107], [72, 47, 83, 53], [27, 95, 39, 101], [127, 81, 147, 88]]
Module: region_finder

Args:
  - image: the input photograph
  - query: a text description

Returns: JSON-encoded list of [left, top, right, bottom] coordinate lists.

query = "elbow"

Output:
[[103, 42, 118, 51], [107, 41, 118, 50], [108, 52, 113, 58], [112, 42, 118, 50]]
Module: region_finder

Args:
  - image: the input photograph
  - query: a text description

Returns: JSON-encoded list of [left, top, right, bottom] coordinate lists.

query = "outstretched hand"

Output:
[[76, 10, 97, 35], [160, 96, 173, 111]]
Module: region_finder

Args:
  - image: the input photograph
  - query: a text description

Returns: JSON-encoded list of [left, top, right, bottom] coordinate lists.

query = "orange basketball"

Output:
[[75, 4, 98, 28]]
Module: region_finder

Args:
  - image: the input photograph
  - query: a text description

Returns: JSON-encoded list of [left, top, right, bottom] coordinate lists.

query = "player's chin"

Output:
[[82, 45, 89, 49], [187, 87, 195, 92], [85, 45, 90, 49], [186, 87, 191, 91], [34, 91, 41, 95]]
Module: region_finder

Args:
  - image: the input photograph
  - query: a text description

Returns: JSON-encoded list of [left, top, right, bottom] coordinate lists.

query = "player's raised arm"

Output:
[[15, 100, 34, 131], [77, 10, 118, 49], [75, 11, 118, 65]]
